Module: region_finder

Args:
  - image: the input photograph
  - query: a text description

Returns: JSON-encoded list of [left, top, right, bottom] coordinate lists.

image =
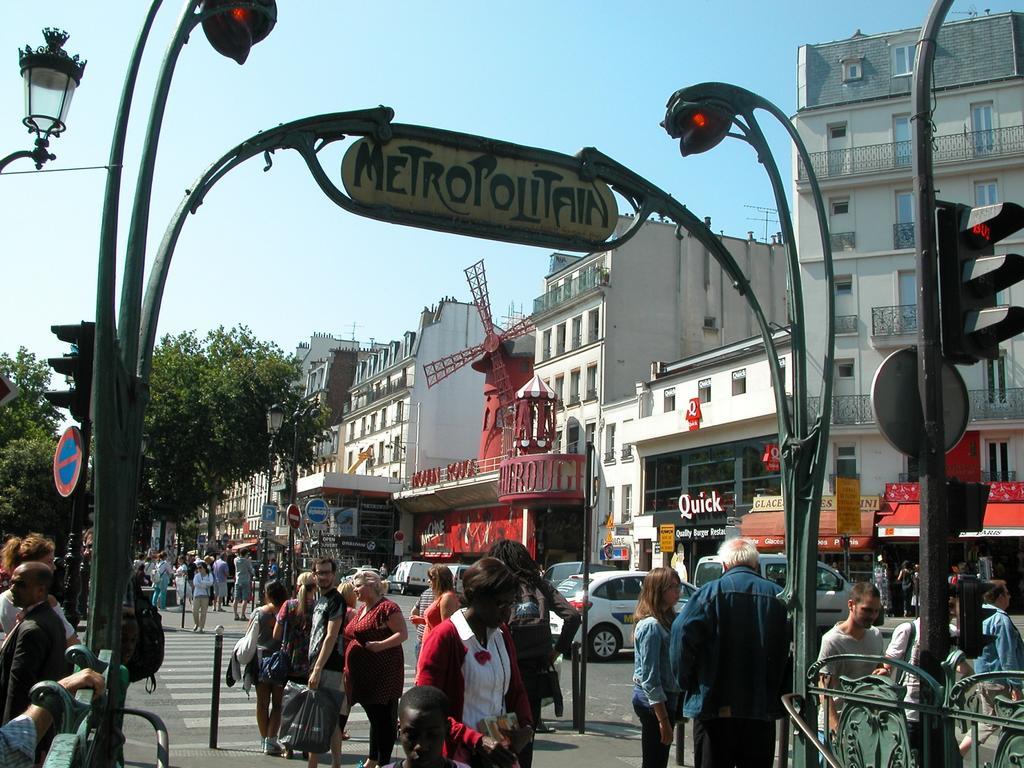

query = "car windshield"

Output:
[[556, 575, 585, 597]]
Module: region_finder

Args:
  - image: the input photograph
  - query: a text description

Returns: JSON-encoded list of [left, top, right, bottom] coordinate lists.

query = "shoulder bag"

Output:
[[259, 611, 291, 685]]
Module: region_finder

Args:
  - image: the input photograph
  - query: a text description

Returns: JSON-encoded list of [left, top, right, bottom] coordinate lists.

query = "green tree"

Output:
[[0, 433, 68, 540], [0, 347, 60, 448], [141, 326, 306, 535]]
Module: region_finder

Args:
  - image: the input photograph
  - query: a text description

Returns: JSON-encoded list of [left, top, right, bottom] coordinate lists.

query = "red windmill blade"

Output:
[[423, 260, 533, 406]]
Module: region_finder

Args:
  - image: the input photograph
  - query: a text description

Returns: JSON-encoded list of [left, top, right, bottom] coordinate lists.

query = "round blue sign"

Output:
[[305, 498, 329, 525]]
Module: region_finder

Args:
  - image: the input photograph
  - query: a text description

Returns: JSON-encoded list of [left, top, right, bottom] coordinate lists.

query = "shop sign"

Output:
[[834, 476, 862, 535], [686, 397, 702, 431], [341, 137, 618, 242], [413, 506, 525, 555], [411, 459, 479, 487], [761, 443, 780, 472], [659, 524, 676, 552], [751, 495, 881, 512], [678, 490, 726, 520], [498, 453, 586, 504], [675, 526, 727, 541]]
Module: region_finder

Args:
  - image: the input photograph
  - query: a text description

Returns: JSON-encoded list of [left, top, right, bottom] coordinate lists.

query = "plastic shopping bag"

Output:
[[279, 682, 341, 754]]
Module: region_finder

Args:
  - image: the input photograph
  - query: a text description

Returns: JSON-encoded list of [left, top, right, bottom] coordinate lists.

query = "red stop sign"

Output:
[[393, 530, 405, 542], [287, 503, 301, 529]]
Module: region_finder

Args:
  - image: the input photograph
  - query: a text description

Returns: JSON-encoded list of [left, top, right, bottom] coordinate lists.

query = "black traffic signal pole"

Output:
[[912, 4, 952, 762], [62, 415, 91, 629], [577, 442, 595, 735]]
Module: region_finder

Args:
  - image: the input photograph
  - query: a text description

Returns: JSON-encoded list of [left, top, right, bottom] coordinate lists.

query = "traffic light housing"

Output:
[[946, 478, 989, 536], [937, 201, 1024, 364], [201, 1, 277, 65], [44, 321, 94, 423], [956, 575, 995, 658]]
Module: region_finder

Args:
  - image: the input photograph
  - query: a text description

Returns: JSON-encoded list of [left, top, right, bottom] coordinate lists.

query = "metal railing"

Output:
[[533, 260, 607, 314], [808, 394, 875, 425], [981, 470, 1017, 481], [585, 388, 598, 401], [835, 314, 858, 334], [568, 393, 581, 405], [603, 449, 616, 463], [621, 443, 634, 461], [969, 388, 1024, 420], [872, 304, 918, 336], [572, 332, 582, 348], [830, 231, 855, 251], [344, 375, 409, 413], [893, 222, 915, 249], [798, 124, 1024, 181]]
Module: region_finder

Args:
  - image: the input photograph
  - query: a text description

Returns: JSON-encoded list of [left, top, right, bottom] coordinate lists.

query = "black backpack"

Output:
[[127, 596, 165, 692]]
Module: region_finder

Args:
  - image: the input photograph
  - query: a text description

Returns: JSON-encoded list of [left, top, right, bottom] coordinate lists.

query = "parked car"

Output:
[[446, 563, 470, 595], [550, 570, 697, 661], [389, 560, 432, 595], [692, 553, 854, 629], [542, 561, 616, 586]]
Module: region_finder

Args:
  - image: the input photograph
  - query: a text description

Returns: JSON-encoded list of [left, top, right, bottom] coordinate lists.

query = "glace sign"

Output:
[[342, 137, 618, 241]]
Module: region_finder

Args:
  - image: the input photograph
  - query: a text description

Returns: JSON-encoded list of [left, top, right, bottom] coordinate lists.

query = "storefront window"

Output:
[[643, 436, 781, 515]]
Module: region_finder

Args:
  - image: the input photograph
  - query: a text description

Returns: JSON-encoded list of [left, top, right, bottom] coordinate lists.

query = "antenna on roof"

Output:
[[744, 204, 780, 243]]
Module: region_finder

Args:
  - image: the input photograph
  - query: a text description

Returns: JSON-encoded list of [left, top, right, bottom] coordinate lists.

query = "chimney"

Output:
[[748, 231, 755, 241], [703, 216, 712, 228]]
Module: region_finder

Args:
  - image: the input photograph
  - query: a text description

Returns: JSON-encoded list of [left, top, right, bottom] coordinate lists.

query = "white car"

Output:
[[550, 570, 697, 661]]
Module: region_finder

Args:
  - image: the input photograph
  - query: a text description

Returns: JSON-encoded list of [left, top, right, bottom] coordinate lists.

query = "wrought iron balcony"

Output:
[[893, 222, 915, 249], [835, 314, 858, 334], [568, 393, 581, 406], [807, 394, 875, 425], [585, 388, 598, 401], [572, 332, 582, 348], [981, 470, 1017, 482], [620, 443, 634, 462], [798, 124, 1024, 181], [542, 347, 551, 361], [969, 388, 1024, 420], [830, 231, 855, 251], [603, 449, 616, 463], [533, 260, 607, 314], [872, 304, 917, 336]]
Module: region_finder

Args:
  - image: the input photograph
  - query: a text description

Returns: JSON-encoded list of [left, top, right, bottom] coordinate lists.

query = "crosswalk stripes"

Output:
[[154, 627, 416, 737]]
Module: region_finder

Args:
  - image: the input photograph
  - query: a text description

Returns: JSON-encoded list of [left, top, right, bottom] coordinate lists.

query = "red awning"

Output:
[[877, 503, 1024, 538], [229, 539, 259, 552], [739, 510, 874, 552]]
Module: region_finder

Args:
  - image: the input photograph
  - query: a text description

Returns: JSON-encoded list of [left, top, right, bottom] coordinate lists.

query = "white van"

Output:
[[390, 560, 431, 595], [692, 553, 853, 629], [446, 564, 470, 595]]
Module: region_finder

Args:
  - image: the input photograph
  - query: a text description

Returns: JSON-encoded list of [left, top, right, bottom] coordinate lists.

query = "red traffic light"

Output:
[[201, 0, 277, 65]]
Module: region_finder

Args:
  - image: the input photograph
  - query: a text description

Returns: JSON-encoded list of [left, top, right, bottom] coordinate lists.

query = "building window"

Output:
[[663, 388, 676, 412], [585, 421, 596, 450], [554, 428, 563, 453], [605, 423, 616, 461], [894, 115, 911, 166], [370, 414, 376, 433], [698, 378, 712, 404], [360, 417, 366, 437], [607, 486, 616, 522], [622, 484, 633, 522], [347, 450, 353, 468], [348, 422, 354, 440], [556, 323, 567, 355], [585, 365, 598, 400], [836, 360, 855, 380], [571, 316, 583, 349], [588, 309, 600, 343], [567, 423, 580, 453], [971, 102, 995, 155], [987, 353, 1008, 404], [987, 440, 1011, 481], [396, 401, 404, 422], [554, 374, 565, 403], [732, 369, 746, 396], [975, 180, 999, 207], [542, 329, 552, 360], [378, 441, 385, 465], [829, 124, 847, 140], [569, 370, 581, 404], [835, 276, 853, 296], [831, 198, 849, 216], [841, 58, 862, 82], [835, 445, 857, 478], [892, 43, 915, 76], [380, 408, 387, 428]]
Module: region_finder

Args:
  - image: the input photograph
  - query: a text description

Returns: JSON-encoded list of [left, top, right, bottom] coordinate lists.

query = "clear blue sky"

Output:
[[0, 1, 981, 367]]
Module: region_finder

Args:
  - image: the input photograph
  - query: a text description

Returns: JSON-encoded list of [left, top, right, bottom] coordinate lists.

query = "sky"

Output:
[[0, 1, 987, 370]]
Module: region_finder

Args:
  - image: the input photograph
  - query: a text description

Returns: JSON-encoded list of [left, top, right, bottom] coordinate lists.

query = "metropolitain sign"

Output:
[[341, 137, 618, 241]]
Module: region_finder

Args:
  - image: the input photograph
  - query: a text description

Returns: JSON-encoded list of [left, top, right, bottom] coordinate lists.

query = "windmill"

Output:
[[423, 260, 535, 459]]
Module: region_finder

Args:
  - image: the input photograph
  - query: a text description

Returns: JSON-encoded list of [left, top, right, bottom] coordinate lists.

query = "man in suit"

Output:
[[0, 562, 68, 725]]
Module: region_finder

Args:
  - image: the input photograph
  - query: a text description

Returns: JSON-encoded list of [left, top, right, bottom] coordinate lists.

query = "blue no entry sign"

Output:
[[305, 498, 329, 525], [53, 426, 84, 498]]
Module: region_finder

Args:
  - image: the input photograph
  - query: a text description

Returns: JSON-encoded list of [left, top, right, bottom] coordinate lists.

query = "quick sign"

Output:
[[686, 397, 702, 431], [677, 489, 728, 528], [341, 137, 618, 241]]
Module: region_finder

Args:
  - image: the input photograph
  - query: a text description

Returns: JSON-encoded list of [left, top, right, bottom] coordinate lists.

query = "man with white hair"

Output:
[[670, 537, 789, 768]]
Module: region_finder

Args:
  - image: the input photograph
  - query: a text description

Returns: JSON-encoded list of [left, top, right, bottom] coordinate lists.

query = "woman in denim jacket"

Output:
[[632, 567, 682, 768]]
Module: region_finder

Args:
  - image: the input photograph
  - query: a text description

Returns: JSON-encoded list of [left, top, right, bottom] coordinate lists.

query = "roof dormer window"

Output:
[[841, 56, 863, 83]]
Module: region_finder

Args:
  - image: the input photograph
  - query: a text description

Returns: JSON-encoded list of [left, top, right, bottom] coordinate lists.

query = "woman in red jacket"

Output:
[[417, 557, 533, 767]]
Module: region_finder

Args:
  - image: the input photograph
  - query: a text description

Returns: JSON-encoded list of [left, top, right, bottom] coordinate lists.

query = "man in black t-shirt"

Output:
[[307, 557, 346, 768]]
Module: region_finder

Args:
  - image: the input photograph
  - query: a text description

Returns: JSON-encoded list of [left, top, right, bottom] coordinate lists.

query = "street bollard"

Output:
[[209, 625, 224, 749], [181, 584, 187, 630], [674, 719, 686, 766], [571, 641, 581, 731]]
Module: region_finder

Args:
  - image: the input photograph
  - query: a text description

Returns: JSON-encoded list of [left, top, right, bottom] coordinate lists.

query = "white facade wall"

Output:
[[793, 16, 1024, 495]]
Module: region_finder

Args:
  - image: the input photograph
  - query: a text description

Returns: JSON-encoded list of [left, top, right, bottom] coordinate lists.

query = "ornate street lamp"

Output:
[[664, 81, 836, 768], [262, 403, 285, 599], [1, 28, 86, 173]]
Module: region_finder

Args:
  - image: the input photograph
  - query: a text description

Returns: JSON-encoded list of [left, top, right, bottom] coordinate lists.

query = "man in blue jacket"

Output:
[[972, 582, 1024, 747], [670, 538, 790, 768]]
